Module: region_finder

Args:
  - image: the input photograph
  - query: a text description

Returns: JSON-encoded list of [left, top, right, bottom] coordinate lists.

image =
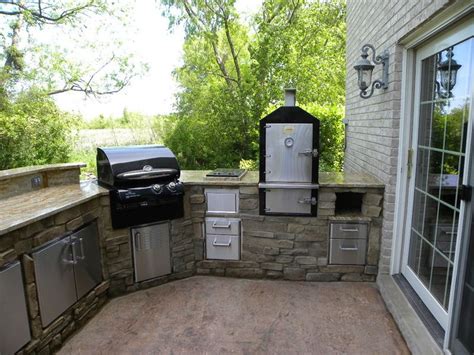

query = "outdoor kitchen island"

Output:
[[0, 165, 384, 354], [180, 170, 384, 282]]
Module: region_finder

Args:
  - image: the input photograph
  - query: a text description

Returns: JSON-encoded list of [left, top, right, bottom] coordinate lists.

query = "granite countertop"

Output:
[[0, 163, 86, 181], [180, 170, 384, 188], [0, 181, 107, 236]]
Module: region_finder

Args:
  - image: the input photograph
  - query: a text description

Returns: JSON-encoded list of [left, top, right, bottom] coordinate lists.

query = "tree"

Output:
[[0, 0, 143, 98], [0, 1, 145, 170], [161, 0, 346, 171]]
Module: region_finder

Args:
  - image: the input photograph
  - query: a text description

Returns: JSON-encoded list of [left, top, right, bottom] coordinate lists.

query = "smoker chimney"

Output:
[[284, 88, 296, 106]]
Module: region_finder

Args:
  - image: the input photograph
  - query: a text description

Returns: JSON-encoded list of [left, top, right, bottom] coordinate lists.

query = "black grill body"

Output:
[[97, 145, 184, 229]]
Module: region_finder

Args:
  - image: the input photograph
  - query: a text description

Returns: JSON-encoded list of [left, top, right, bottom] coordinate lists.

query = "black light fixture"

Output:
[[436, 47, 462, 98], [354, 44, 389, 99]]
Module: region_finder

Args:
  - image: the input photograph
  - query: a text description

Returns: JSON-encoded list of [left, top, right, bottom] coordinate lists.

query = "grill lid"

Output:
[[97, 145, 180, 187]]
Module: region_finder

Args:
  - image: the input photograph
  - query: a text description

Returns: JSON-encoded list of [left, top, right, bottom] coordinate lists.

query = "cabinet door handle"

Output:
[[63, 239, 77, 265], [213, 238, 232, 247], [212, 222, 231, 229], [76, 237, 85, 261]]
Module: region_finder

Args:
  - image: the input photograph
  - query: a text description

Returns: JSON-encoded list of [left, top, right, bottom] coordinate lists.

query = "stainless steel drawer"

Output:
[[329, 238, 367, 265], [205, 188, 239, 213], [206, 234, 240, 260], [205, 217, 240, 235], [330, 223, 368, 240]]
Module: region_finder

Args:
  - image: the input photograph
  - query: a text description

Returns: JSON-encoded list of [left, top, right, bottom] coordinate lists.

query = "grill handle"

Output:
[[116, 168, 178, 180]]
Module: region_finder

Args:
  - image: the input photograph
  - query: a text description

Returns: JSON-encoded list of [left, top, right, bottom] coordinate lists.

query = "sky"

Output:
[[53, 0, 261, 120]]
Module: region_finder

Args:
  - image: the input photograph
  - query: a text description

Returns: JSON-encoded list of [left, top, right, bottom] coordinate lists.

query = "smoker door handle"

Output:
[[212, 221, 232, 229], [298, 149, 318, 157], [212, 238, 232, 247], [298, 197, 317, 205]]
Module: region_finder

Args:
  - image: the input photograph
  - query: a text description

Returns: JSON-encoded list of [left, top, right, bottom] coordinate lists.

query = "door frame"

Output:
[[391, 2, 474, 351]]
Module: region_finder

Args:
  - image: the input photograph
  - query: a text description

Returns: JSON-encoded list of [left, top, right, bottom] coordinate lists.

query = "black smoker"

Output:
[[96, 145, 184, 229], [259, 89, 320, 216]]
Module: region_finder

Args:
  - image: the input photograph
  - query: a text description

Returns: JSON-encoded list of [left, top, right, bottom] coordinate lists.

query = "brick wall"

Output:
[[345, 0, 452, 273]]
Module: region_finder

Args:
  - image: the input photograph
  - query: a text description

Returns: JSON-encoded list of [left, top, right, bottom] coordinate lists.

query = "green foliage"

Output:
[[301, 103, 345, 172], [161, 0, 346, 171], [0, 89, 77, 169]]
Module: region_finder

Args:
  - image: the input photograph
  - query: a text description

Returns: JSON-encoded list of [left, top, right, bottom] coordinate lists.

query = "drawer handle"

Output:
[[340, 227, 359, 232], [339, 245, 359, 251], [212, 222, 232, 229], [213, 238, 232, 247]]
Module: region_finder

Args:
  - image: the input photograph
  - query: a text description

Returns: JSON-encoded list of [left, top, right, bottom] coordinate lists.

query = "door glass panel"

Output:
[[457, 209, 474, 352], [408, 37, 472, 313]]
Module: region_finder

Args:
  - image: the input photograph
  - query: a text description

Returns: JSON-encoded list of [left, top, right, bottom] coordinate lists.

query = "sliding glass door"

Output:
[[401, 19, 473, 330]]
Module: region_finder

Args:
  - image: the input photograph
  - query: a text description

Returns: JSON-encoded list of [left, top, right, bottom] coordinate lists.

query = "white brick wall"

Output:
[[345, 0, 452, 274]]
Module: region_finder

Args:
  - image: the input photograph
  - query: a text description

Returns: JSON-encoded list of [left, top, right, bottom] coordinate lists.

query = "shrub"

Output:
[[0, 90, 76, 170]]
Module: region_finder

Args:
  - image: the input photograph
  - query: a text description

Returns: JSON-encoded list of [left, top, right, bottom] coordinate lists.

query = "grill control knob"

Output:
[[152, 184, 162, 193], [167, 182, 177, 192]]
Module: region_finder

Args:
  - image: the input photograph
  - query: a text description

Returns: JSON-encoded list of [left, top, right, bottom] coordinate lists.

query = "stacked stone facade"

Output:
[[345, 0, 452, 273], [192, 185, 383, 282], [0, 200, 109, 355]]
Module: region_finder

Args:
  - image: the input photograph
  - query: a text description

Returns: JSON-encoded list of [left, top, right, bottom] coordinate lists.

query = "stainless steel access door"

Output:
[[33, 237, 77, 327], [131, 221, 171, 282], [0, 261, 31, 355], [71, 222, 102, 299], [265, 188, 313, 214], [265, 123, 313, 182]]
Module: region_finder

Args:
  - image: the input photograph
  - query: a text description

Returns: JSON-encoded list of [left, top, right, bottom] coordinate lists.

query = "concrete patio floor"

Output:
[[59, 276, 409, 354]]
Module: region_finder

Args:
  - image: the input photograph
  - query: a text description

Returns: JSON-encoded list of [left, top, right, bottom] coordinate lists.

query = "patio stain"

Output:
[[58, 276, 409, 354]]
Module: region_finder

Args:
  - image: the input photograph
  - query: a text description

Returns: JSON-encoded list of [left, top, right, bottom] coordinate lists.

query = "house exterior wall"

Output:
[[345, 0, 453, 274]]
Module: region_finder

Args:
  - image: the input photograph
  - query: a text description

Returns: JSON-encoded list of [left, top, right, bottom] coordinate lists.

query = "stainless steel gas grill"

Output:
[[97, 145, 184, 229], [259, 89, 320, 216]]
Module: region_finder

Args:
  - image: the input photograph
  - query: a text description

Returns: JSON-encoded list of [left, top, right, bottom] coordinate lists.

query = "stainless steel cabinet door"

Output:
[[265, 123, 313, 182], [0, 262, 31, 355], [71, 221, 102, 299], [32, 237, 77, 327], [132, 222, 171, 282], [265, 188, 312, 214]]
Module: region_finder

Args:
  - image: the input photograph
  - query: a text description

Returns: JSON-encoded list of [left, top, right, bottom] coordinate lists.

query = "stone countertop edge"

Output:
[[180, 170, 385, 188], [0, 163, 86, 181], [0, 181, 108, 237]]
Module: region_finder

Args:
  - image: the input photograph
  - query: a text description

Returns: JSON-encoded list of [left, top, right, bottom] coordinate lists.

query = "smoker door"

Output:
[[0, 261, 31, 355], [33, 236, 77, 327], [71, 221, 102, 299], [265, 188, 313, 214], [265, 123, 313, 182], [131, 222, 171, 282]]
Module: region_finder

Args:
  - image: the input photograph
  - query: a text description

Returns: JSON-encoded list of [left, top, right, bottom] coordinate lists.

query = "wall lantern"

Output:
[[354, 44, 389, 99], [436, 47, 462, 98]]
